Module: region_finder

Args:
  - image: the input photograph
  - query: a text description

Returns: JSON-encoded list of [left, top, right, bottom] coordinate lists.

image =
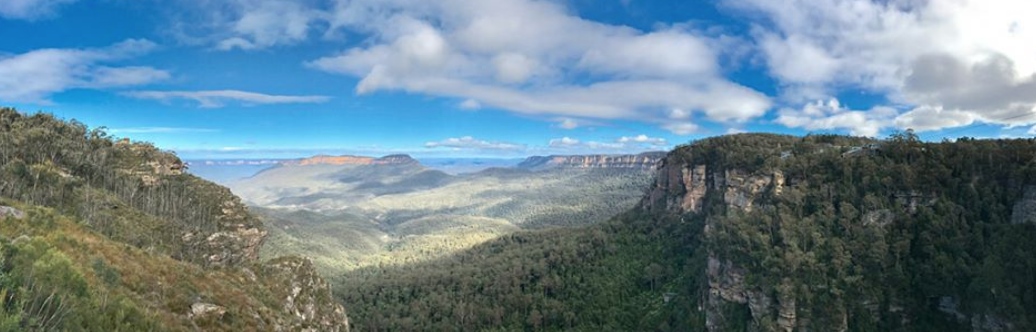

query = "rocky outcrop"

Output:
[[643, 162, 783, 214], [705, 256, 788, 332], [261, 257, 350, 332], [1011, 186, 1036, 224], [681, 165, 708, 212], [938, 296, 1015, 332], [862, 209, 894, 227], [517, 152, 664, 171], [0, 206, 25, 219], [286, 154, 418, 166], [181, 197, 267, 267], [189, 303, 227, 321]]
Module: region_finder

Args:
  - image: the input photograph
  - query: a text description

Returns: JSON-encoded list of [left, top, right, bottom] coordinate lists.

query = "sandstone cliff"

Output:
[[640, 134, 1031, 332], [517, 151, 664, 171]]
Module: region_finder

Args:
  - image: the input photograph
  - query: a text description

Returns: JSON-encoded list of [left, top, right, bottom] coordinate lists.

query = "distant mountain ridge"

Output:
[[517, 151, 665, 170], [285, 154, 419, 166]]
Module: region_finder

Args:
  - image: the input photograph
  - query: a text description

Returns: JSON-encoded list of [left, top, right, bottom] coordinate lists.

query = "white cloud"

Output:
[[549, 137, 581, 147], [459, 99, 481, 110], [0, 0, 76, 20], [662, 122, 699, 135], [0, 39, 168, 103], [617, 134, 667, 146], [557, 118, 579, 129], [546, 135, 669, 152], [199, 0, 327, 51], [124, 90, 331, 108], [893, 105, 976, 132], [308, 0, 770, 132], [775, 99, 897, 137], [727, 0, 1036, 132], [424, 136, 526, 151]]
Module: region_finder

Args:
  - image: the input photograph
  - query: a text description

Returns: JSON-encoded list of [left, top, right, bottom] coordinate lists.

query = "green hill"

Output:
[[337, 133, 1036, 332], [0, 108, 350, 331]]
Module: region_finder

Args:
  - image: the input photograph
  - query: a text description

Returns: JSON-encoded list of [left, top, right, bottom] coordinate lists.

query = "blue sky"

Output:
[[1, 0, 1034, 158]]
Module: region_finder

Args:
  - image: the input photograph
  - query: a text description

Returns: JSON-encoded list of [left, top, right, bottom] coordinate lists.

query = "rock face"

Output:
[[1011, 186, 1036, 224], [643, 162, 783, 215], [0, 206, 25, 219], [644, 158, 792, 332], [261, 257, 351, 332], [189, 303, 227, 320], [179, 193, 267, 267], [286, 154, 418, 166], [517, 152, 664, 171]]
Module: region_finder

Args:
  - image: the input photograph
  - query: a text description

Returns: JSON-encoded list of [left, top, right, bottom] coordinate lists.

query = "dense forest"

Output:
[[0, 108, 349, 331], [336, 133, 1036, 332]]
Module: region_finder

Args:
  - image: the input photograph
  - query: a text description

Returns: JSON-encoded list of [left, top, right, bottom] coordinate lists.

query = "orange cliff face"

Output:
[[293, 155, 376, 166], [286, 154, 419, 166]]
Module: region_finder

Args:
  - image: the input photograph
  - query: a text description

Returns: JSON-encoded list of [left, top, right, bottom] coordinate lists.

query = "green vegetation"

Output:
[[0, 108, 348, 331], [337, 133, 1036, 332], [245, 162, 656, 276], [335, 211, 703, 332]]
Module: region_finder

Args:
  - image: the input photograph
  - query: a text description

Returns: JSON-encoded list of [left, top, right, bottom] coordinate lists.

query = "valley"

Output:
[[217, 153, 663, 275]]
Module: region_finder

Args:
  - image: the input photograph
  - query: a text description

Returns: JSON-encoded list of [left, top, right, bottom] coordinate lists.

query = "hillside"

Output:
[[0, 108, 350, 331], [234, 154, 659, 275], [337, 133, 1036, 332]]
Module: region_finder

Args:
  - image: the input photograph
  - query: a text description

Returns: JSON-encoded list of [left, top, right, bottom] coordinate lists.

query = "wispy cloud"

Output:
[[0, 39, 167, 103], [546, 134, 670, 153], [425, 136, 526, 151], [0, 0, 78, 20], [123, 90, 331, 108]]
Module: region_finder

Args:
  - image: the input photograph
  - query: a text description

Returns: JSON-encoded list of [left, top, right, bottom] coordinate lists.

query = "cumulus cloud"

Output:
[[0, 39, 168, 103], [617, 134, 667, 146], [548, 137, 581, 147], [424, 136, 526, 151], [662, 122, 699, 135], [556, 118, 579, 129], [726, 0, 1036, 132], [0, 0, 76, 20], [306, 0, 770, 131], [775, 99, 897, 137], [123, 90, 331, 108], [547, 134, 669, 153]]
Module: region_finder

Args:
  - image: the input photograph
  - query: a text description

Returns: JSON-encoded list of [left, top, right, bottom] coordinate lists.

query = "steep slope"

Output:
[[339, 133, 1036, 332], [0, 108, 350, 331], [643, 133, 1036, 332], [516, 151, 664, 171]]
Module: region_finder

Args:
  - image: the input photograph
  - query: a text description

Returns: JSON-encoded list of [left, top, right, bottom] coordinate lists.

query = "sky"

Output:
[[1, 0, 1034, 159]]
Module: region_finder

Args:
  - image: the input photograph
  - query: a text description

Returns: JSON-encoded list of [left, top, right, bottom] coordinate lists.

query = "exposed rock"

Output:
[[938, 296, 1015, 332], [189, 302, 226, 320], [972, 314, 1013, 332], [189, 199, 267, 267], [776, 289, 796, 332], [0, 206, 25, 220], [894, 190, 936, 214], [261, 257, 350, 332], [681, 165, 708, 212], [1011, 186, 1036, 224], [862, 209, 895, 227], [517, 152, 664, 171], [705, 256, 780, 332]]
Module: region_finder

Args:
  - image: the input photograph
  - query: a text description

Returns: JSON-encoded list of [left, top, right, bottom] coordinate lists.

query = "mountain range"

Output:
[[2, 107, 1035, 332]]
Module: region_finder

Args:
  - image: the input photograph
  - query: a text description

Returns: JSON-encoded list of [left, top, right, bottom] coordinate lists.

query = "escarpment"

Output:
[[517, 151, 664, 170], [0, 108, 350, 331], [642, 133, 1036, 332]]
